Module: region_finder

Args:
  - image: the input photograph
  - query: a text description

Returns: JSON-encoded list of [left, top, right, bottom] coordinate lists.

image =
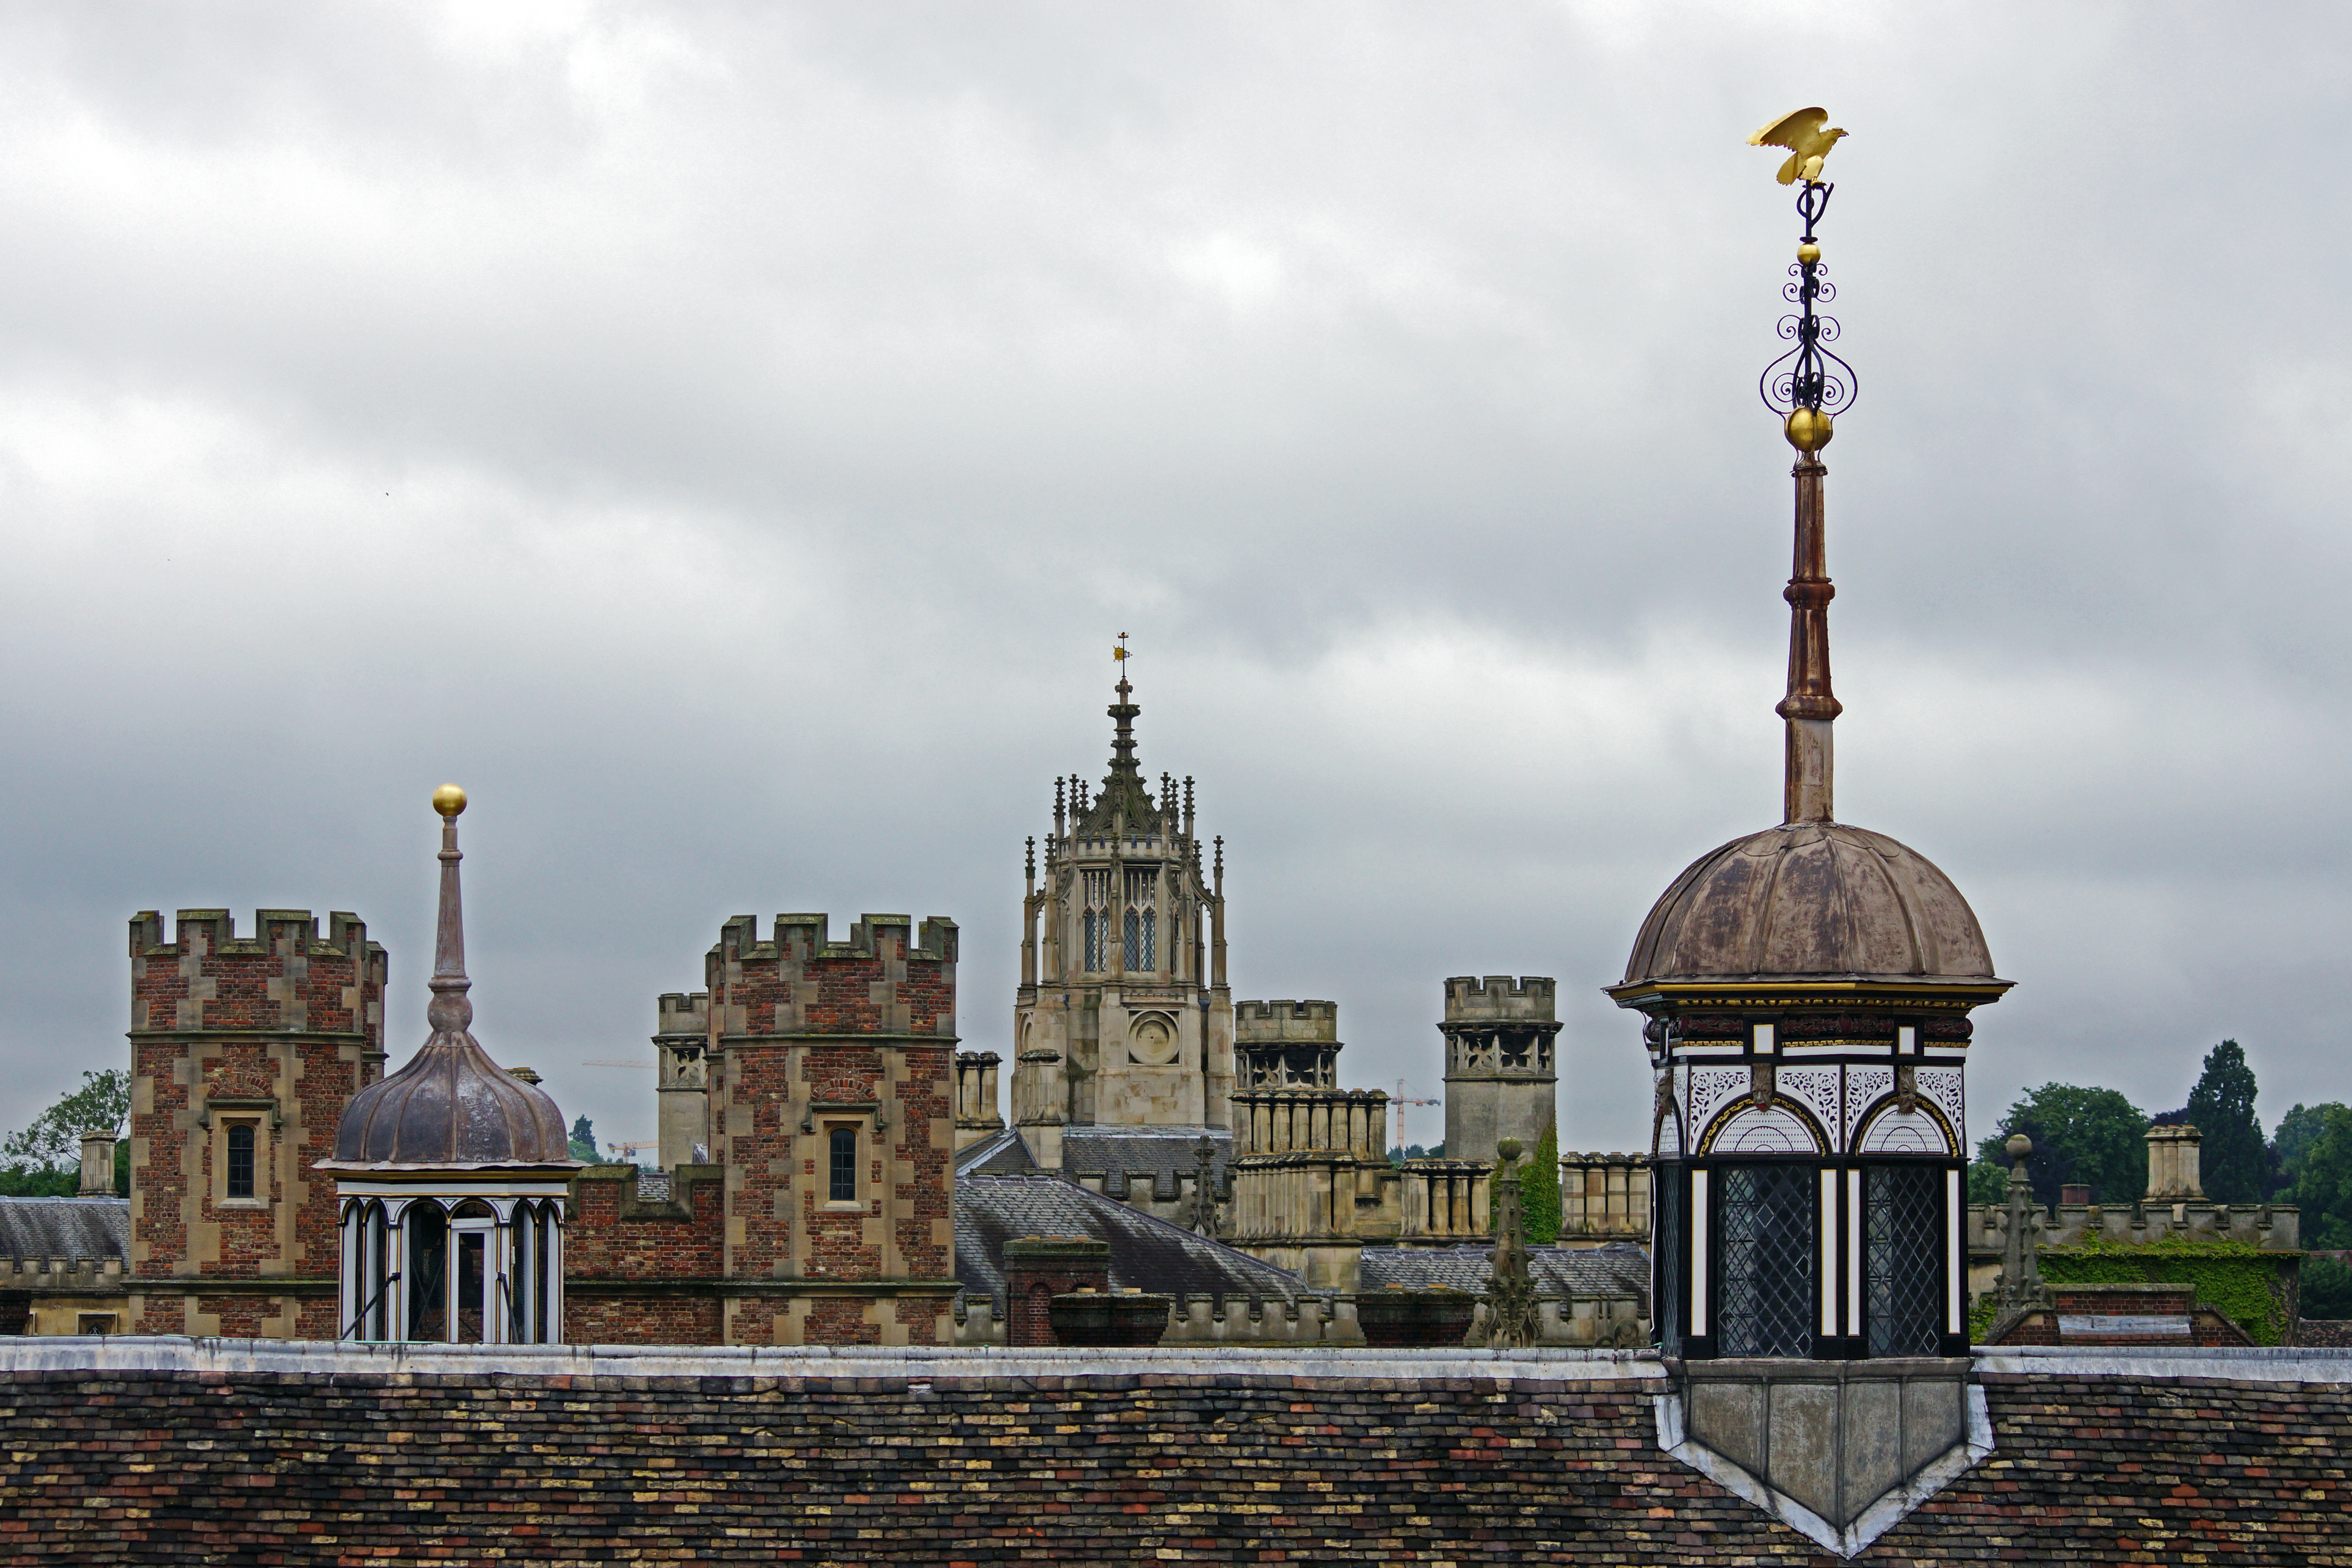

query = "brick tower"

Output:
[[124, 908, 387, 1338], [700, 912, 960, 1344]]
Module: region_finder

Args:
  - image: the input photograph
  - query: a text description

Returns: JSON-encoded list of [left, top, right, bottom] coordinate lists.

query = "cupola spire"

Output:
[[1754, 136, 1858, 824]]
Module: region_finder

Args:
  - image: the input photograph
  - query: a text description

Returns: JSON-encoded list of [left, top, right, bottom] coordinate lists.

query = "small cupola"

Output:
[[317, 786, 582, 1344]]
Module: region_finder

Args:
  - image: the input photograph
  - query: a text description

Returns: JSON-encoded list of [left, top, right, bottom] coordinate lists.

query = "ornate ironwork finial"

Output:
[[1752, 109, 1856, 453], [1750, 111, 1854, 824]]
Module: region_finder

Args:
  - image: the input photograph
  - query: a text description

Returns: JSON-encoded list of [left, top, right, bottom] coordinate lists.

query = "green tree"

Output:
[[2183, 1040, 2267, 1203], [2283, 1103, 2352, 1251], [1964, 1160, 2010, 1206], [1522, 1123, 1561, 1245], [1977, 1083, 2149, 1207], [0, 1070, 132, 1194], [2302, 1254, 2352, 1319], [2275, 1102, 2337, 1187], [568, 1114, 599, 1163]]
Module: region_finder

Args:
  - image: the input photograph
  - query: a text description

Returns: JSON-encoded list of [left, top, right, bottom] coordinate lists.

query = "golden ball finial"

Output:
[[432, 784, 467, 818], [1796, 241, 1820, 265], [1784, 407, 1834, 452]]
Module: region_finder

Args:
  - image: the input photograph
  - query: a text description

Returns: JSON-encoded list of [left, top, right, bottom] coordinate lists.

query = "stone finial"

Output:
[[1478, 1139, 1540, 1348]]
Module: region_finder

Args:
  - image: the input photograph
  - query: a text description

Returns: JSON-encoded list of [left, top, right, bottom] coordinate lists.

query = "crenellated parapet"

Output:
[[1234, 1000, 1341, 1089]]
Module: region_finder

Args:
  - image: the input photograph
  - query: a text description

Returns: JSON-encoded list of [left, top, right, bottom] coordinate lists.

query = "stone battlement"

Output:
[[655, 991, 710, 1038], [1442, 975, 1557, 1022], [128, 909, 386, 1040], [1234, 1000, 1339, 1042], [708, 913, 958, 969]]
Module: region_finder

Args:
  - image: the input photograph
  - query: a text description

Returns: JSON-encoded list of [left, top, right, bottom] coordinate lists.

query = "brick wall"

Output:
[[0, 1350, 2343, 1563], [125, 909, 385, 1339]]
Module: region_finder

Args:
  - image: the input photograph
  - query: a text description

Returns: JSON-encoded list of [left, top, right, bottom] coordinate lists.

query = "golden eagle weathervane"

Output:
[[1750, 107, 1856, 451], [1747, 106, 1847, 186]]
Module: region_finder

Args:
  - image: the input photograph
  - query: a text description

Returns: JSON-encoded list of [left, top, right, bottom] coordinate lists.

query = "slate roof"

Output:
[[0, 1197, 128, 1261], [1358, 1242, 1650, 1314], [955, 1128, 1038, 1178], [955, 1172, 1301, 1312], [1058, 1126, 1230, 1201]]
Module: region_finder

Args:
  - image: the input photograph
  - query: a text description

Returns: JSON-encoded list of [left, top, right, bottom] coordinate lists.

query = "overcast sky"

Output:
[[1, 2, 2347, 1161]]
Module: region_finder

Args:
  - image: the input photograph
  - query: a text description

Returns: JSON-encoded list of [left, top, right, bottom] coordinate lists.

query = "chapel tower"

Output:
[[1011, 664, 1232, 1169]]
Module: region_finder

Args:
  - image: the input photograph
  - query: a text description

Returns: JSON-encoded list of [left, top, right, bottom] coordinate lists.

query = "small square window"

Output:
[[226, 1123, 257, 1200], [828, 1125, 858, 1203]]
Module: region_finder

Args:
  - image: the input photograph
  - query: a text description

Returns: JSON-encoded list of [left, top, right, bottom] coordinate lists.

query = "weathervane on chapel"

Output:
[[1749, 107, 1854, 454]]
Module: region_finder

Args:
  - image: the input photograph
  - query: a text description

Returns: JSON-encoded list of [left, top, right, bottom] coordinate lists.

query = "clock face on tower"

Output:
[[1129, 1013, 1180, 1066]]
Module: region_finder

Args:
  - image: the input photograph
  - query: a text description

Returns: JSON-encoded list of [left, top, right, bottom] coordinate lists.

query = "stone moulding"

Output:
[[0, 1336, 1667, 1385]]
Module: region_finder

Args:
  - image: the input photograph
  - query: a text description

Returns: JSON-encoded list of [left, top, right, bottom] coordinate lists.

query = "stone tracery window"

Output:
[[1123, 868, 1156, 971], [1082, 870, 1111, 971]]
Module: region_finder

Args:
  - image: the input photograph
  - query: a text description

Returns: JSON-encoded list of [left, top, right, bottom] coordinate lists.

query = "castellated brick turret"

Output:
[[125, 908, 386, 1339], [704, 913, 957, 1345], [1439, 976, 1559, 1167]]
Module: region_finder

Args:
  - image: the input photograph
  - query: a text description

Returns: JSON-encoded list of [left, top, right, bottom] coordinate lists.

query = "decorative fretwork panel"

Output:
[[1865, 1165, 1944, 1356], [1715, 1163, 1815, 1357]]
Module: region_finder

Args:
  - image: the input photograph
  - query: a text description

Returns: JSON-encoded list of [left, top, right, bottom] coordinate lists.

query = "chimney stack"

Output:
[[78, 1130, 117, 1197], [2145, 1123, 2203, 1201]]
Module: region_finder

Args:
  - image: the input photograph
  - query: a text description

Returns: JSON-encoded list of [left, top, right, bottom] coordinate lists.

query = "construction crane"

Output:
[[582, 1060, 654, 1069], [1392, 1080, 1441, 1155], [605, 1141, 657, 1161]]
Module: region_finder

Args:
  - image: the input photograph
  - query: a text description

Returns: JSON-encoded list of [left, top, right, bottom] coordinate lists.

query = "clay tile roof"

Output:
[[1623, 822, 1998, 985]]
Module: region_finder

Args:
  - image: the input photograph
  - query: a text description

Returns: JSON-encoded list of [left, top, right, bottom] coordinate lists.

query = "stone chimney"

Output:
[[78, 1130, 117, 1197], [2145, 1123, 2203, 1200]]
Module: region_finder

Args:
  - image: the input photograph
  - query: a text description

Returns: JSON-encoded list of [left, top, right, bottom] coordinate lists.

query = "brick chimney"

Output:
[[2145, 1123, 2203, 1200], [1001, 1236, 1110, 1347]]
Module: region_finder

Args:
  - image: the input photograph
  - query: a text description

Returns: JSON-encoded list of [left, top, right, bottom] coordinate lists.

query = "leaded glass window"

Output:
[[225, 1123, 256, 1199], [829, 1125, 858, 1202], [1655, 1165, 1683, 1357], [1866, 1164, 1943, 1356], [1715, 1163, 1815, 1357]]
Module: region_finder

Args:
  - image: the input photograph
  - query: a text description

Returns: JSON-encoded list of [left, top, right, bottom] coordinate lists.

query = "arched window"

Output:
[[225, 1123, 256, 1199], [407, 1201, 448, 1342], [1123, 868, 1156, 971]]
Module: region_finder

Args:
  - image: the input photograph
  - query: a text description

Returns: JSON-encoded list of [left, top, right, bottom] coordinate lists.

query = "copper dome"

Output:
[[1622, 821, 1998, 985], [332, 1032, 570, 1166]]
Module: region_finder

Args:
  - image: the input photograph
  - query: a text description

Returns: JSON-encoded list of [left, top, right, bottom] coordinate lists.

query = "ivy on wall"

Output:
[[2036, 1237, 2296, 1346]]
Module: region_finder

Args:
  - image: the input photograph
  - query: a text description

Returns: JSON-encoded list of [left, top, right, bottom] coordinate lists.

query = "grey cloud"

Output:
[[0, 2, 2346, 1158]]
